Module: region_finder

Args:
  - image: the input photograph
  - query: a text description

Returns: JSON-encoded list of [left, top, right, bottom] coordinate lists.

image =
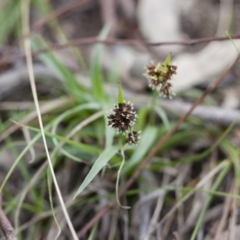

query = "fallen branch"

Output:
[[33, 34, 240, 56]]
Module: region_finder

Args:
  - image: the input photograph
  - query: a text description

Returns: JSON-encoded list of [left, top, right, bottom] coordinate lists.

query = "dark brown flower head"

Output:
[[107, 102, 137, 133], [159, 82, 175, 99], [125, 131, 141, 145], [144, 61, 177, 98]]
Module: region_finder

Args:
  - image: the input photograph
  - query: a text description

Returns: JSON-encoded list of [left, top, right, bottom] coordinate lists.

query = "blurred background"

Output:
[[1, 0, 240, 97], [1, 0, 240, 240]]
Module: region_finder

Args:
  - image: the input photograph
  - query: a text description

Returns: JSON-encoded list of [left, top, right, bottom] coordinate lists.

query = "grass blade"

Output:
[[73, 146, 118, 199], [122, 126, 158, 174]]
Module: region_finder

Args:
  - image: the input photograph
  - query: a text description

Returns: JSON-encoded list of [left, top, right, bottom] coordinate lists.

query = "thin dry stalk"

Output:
[[214, 180, 235, 240], [162, 214, 175, 239], [176, 165, 191, 233], [228, 183, 238, 240], [21, 0, 78, 238], [34, 34, 240, 55], [172, 231, 181, 240], [108, 208, 119, 240], [78, 56, 238, 237], [0, 195, 18, 240], [184, 151, 217, 233], [143, 195, 164, 240], [143, 169, 171, 240]]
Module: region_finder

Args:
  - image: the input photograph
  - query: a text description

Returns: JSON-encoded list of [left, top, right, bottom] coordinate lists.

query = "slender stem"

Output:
[[115, 148, 130, 209], [150, 90, 158, 125]]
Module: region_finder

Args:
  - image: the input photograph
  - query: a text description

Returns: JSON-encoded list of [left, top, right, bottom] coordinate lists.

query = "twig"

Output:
[[228, 182, 238, 240], [172, 231, 181, 240], [180, 203, 224, 236], [143, 167, 171, 239], [0, 195, 18, 240], [159, 100, 240, 127], [143, 192, 165, 240], [0, 0, 90, 67], [33, 34, 240, 55], [214, 180, 234, 240], [78, 56, 238, 237]]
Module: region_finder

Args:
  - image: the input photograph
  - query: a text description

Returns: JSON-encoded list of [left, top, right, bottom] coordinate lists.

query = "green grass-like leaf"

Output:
[[32, 37, 89, 102], [73, 146, 119, 199], [162, 52, 172, 66], [90, 25, 110, 101], [117, 82, 124, 104], [122, 126, 158, 174]]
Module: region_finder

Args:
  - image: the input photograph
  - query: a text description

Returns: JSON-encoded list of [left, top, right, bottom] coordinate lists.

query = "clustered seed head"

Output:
[[144, 62, 177, 98], [107, 102, 140, 145], [125, 131, 141, 145], [107, 102, 136, 133]]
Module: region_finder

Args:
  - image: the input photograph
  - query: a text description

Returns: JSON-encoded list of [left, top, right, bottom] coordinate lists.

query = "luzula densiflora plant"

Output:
[[106, 53, 177, 208], [107, 53, 177, 145], [107, 83, 141, 146], [144, 53, 177, 99]]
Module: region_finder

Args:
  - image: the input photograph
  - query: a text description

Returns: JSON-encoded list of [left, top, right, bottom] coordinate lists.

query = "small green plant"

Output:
[[107, 53, 177, 146], [105, 53, 177, 208], [4, 1, 239, 239], [107, 82, 140, 146], [144, 53, 177, 98]]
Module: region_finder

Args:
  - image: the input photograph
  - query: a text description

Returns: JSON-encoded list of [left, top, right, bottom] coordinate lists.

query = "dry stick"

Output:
[[3, 33, 240, 63], [22, 0, 79, 238], [0, 0, 239, 64], [34, 34, 240, 55], [214, 180, 235, 240], [0, 195, 18, 240], [228, 182, 238, 240], [78, 58, 238, 237], [0, 0, 89, 66], [172, 231, 181, 240]]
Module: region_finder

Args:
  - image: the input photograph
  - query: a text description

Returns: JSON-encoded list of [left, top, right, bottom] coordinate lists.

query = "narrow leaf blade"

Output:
[[163, 52, 172, 66], [117, 82, 124, 104], [73, 146, 118, 198]]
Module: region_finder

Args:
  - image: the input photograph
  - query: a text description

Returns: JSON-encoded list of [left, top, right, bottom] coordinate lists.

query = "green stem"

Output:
[[116, 147, 130, 209], [150, 90, 158, 125]]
